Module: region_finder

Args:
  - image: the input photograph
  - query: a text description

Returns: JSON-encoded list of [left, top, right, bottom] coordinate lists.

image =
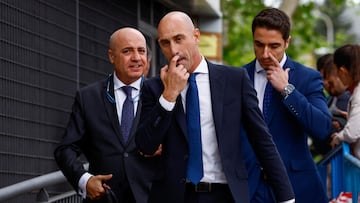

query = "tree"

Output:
[[314, 0, 356, 51]]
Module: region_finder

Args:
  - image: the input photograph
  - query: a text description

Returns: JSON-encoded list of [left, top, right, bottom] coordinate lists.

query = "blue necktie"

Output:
[[263, 82, 272, 122], [121, 86, 134, 143], [186, 73, 203, 184]]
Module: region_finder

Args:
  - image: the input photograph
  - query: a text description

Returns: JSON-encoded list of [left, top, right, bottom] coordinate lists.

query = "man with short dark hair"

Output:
[[242, 8, 332, 203]]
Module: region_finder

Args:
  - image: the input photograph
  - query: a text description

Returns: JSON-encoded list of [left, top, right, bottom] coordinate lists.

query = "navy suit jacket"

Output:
[[135, 61, 294, 203], [243, 57, 332, 203], [54, 75, 158, 203]]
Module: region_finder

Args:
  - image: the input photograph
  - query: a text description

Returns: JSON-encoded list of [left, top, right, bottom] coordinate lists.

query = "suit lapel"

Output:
[[208, 62, 225, 135], [175, 96, 188, 142], [246, 61, 256, 86], [103, 75, 124, 145], [246, 60, 277, 125]]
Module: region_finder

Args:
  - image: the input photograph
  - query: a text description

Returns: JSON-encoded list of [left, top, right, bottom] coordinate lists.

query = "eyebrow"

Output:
[[158, 34, 185, 43], [121, 46, 146, 50], [254, 40, 282, 46]]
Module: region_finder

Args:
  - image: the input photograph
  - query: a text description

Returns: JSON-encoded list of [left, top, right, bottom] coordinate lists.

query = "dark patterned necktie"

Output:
[[186, 73, 203, 184], [121, 86, 134, 143], [263, 82, 272, 122]]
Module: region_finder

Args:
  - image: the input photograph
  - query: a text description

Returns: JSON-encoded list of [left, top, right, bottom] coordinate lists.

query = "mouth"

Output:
[[129, 64, 143, 69], [176, 57, 186, 66], [260, 60, 274, 68]]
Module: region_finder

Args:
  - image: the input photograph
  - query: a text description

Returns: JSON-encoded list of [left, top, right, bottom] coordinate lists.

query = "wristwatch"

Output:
[[282, 83, 295, 98]]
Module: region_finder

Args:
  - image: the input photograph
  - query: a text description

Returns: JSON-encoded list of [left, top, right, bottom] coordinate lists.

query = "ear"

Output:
[[108, 49, 114, 63], [338, 66, 348, 75], [194, 28, 200, 45], [284, 36, 291, 49]]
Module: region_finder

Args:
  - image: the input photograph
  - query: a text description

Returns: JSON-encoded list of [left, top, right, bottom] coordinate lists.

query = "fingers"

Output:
[[331, 132, 338, 139], [268, 53, 281, 69], [141, 144, 162, 157], [102, 183, 111, 190], [330, 133, 341, 149], [100, 174, 113, 181], [169, 55, 180, 70], [86, 174, 113, 200]]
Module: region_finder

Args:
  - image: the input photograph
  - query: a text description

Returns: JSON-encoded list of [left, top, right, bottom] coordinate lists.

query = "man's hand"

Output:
[[160, 55, 189, 102], [139, 144, 162, 157], [86, 174, 112, 200], [265, 53, 290, 92]]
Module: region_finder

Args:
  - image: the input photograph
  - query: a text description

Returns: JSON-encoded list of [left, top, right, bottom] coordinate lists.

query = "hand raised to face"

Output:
[[265, 53, 290, 92], [160, 55, 190, 102]]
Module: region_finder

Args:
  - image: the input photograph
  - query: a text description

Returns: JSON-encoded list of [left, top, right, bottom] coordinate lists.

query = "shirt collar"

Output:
[[192, 56, 208, 74], [255, 53, 287, 73], [113, 72, 142, 90]]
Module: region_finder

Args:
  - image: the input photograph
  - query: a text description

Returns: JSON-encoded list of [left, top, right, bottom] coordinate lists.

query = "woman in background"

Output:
[[331, 44, 360, 159]]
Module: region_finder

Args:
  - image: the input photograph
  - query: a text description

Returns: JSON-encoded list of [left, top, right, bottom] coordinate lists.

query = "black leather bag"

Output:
[[103, 188, 119, 203]]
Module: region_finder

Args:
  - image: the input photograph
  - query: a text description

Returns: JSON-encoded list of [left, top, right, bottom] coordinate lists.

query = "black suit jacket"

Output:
[[54, 75, 158, 203], [135, 61, 294, 203]]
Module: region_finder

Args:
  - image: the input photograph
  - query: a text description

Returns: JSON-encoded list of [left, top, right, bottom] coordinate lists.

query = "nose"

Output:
[[262, 46, 270, 58], [131, 51, 141, 61], [170, 42, 179, 56]]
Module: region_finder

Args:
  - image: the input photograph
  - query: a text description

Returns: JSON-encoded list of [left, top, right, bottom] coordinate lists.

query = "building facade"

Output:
[[0, 0, 222, 202]]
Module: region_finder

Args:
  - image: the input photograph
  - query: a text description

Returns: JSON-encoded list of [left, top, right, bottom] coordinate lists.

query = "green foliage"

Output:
[[221, 0, 266, 66], [287, 2, 327, 67], [315, 0, 357, 49]]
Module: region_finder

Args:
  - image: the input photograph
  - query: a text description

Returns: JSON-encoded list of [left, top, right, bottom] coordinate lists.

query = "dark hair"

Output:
[[316, 53, 332, 71], [316, 53, 334, 78], [252, 8, 291, 41], [334, 44, 360, 84]]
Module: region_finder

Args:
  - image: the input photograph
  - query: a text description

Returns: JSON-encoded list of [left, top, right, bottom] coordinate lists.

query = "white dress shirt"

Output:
[[78, 73, 142, 198], [159, 57, 227, 183], [160, 57, 295, 202]]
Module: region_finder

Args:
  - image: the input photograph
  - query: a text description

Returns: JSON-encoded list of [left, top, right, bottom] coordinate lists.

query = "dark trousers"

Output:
[[185, 182, 235, 203], [250, 178, 276, 203]]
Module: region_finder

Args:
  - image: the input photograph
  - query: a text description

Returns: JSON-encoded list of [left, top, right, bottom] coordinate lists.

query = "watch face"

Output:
[[286, 84, 295, 94], [283, 84, 295, 97]]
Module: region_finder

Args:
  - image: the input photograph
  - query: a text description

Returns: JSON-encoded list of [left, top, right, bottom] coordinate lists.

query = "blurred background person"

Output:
[[331, 44, 360, 159], [311, 54, 350, 157], [316, 53, 332, 94]]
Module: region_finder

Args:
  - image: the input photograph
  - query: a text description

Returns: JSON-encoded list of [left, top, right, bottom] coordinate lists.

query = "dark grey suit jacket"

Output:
[[54, 74, 159, 203], [135, 61, 294, 203]]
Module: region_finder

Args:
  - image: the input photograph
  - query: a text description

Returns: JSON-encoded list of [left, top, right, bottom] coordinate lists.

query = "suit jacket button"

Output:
[[184, 155, 189, 160], [123, 152, 129, 157]]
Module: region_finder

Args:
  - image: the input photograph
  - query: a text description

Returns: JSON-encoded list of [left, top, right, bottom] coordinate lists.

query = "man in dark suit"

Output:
[[242, 8, 332, 203], [54, 27, 160, 203], [135, 11, 295, 203]]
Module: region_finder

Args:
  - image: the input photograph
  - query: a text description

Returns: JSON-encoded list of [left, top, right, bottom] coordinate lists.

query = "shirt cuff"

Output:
[[78, 172, 93, 199], [280, 199, 295, 203], [159, 95, 175, 111]]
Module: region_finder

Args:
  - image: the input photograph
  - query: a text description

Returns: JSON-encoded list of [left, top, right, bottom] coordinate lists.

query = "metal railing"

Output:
[[0, 164, 88, 203], [317, 143, 360, 202]]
